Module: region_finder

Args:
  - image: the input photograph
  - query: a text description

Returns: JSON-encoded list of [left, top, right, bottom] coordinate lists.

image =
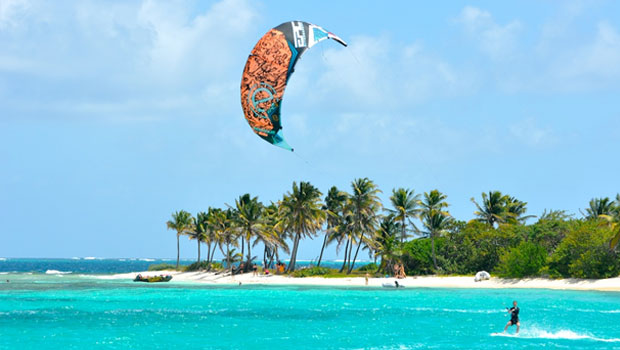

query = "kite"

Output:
[[240, 21, 347, 151]]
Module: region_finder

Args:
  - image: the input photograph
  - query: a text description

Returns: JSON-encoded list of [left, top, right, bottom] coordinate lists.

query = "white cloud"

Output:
[[285, 34, 475, 115], [137, 0, 256, 83], [0, 0, 258, 121], [0, 0, 29, 29], [553, 21, 620, 84], [509, 118, 555, 147], [457, 6, 522, 60]]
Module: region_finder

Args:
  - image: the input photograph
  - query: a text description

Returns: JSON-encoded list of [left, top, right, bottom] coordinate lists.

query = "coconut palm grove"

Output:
[[167, 178, 620, 279]]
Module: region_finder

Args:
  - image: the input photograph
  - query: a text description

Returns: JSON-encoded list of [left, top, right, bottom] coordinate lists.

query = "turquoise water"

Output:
[[1, 274, 619, 349], [0, 258, 355, 274]]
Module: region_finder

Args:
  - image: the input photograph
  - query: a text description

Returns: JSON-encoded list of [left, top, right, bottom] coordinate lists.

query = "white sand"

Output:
[[96, 271, 620, 291]]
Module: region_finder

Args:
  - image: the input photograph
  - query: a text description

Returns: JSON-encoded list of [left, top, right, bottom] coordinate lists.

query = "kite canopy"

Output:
[[240, 21, 347, 151]]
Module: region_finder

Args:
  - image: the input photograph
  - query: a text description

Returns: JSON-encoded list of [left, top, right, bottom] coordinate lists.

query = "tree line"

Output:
[[167, 179, 620, 279]]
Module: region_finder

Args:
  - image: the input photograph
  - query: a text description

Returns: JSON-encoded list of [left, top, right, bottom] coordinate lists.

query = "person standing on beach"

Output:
[[503, 300, 520, 334]]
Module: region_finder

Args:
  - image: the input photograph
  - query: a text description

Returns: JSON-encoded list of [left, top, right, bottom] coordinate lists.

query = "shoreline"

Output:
[[94, 271, 620, 292]]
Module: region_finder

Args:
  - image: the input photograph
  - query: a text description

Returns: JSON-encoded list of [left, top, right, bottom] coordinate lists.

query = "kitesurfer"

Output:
[[503, 300, 520, 334]]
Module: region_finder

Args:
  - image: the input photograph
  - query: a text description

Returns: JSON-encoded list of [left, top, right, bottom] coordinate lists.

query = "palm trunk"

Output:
[[226, 243, 231, 274], [176, 233, 180, 269], [401, 219, 406, 243], [317, 233, 328, 267], [246, 236, 252, 272], [287, 233, 301, 272], [206, 242, 211, 264], [197, 240, 201, 263], [240, 236, 245, 262], [268, 249, 276, 269], [339, 239, 350, 273], [431, 233, 438, 271], [263, 246, 268, 269], [347, 234, 363, 274], [346, 236, 354, 271], [210, 244, 217, 265], [378, 257, 387, 274]]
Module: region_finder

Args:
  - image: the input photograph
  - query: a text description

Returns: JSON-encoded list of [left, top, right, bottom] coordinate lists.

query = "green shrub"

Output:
[[568, 245, 619, 279], [356, 263, 378, 272], [184, 261, 223, 272], [148, 263, 178, 271], [402, 238, 435, 275], [549, 220, 620, 278], [463, 223, 524, 273], [291, 266, 334, 277], [494, 241, 547, 278]]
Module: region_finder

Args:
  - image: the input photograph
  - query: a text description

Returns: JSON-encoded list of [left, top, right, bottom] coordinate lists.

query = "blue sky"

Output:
[[1, 0, 619, 259]]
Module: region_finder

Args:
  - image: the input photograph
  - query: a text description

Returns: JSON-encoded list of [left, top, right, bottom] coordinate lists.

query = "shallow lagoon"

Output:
[[1, 274, 619, 349]]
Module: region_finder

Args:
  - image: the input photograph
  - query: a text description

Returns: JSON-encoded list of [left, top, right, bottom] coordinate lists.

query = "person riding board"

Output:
[[503, 300, 520, 334]]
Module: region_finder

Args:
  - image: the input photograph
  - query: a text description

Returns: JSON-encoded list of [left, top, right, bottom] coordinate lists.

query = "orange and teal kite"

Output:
[[240, 21, 347, 151]]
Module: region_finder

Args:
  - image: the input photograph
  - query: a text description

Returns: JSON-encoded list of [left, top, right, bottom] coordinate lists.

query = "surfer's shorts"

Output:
[[509, 319, 519, 325]]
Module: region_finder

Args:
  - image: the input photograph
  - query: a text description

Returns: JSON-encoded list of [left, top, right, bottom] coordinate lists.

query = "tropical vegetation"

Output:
[[166, 180, 620, 279]]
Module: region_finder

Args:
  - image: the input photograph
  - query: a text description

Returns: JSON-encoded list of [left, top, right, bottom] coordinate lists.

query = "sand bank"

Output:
[[97, 271, 620, 291]]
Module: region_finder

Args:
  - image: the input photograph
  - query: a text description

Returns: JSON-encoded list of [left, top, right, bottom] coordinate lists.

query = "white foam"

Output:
[[83, 257, 97, 260], [45, 270, 71, 275], [139, 258, 155, 262], [492, 326, 620, 342], [0, 258, 6, 261]]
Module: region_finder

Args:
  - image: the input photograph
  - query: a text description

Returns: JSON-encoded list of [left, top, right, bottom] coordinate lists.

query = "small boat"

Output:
[[133, 274, 173, 283], [382, 281, 405, 288]]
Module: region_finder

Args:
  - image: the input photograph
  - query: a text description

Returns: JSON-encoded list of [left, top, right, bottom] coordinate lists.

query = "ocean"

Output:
[[1, 259, 619, 349], [0, 258, 360, 274]]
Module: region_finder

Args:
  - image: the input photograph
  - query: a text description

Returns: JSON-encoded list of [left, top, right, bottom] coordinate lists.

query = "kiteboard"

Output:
[[491, 332, 519, 338]]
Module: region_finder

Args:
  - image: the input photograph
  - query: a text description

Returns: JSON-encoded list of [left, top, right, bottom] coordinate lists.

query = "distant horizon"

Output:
[[0, 256, 375, 262]]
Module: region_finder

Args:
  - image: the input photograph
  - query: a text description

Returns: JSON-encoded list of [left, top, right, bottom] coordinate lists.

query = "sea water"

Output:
[[1, 274, 619, 349], [0, 258, 355, 274]]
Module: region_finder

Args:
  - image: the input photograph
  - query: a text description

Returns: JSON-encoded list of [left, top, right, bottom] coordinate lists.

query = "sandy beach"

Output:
[[98, 271, 620, 292]]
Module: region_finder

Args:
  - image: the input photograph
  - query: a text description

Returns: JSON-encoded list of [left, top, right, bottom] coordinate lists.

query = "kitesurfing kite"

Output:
[[240, 21, 347, 151]]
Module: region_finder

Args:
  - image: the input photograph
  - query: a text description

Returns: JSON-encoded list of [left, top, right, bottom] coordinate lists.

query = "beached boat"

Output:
[[382, 281, 405, 288], [133, 274, 172, 283]]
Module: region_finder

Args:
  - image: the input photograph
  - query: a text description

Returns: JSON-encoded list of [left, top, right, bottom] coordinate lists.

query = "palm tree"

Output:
[[388, 188, 421, 243], [279, 181, 325, 272], [234, 194, 263, 272], [318, 186, 347, 267], [505, 196, 536, 224], [605, 195, 620, 251], [346, 178, 382, 274], [223, 248, 243, 268], [187, 213, 206, 263], [166, 210, 193, 269], [203, 208, 223, 268], [214, 208, 237, 274], [471, 191, 508, 228], [583, 197, 616, 220], [334, 207, 354, 272], [420, 190, 451, 271], [375, 214, 402, 274], [254, 203, 289, 269]]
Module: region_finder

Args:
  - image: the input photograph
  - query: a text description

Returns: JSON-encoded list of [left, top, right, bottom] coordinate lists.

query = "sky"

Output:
[[1, 0, 619, 259]]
